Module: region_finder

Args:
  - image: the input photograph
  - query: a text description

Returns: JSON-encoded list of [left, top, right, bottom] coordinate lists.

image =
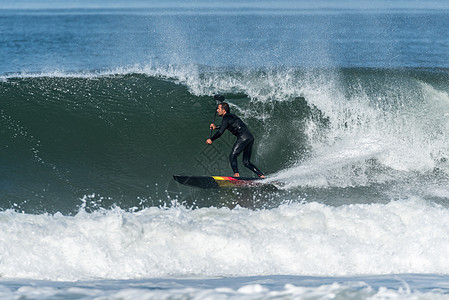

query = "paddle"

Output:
[[210, 94, 225, 138]]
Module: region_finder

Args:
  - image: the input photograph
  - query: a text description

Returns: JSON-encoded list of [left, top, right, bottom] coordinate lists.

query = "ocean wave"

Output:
[[1, 67, 449, 213]]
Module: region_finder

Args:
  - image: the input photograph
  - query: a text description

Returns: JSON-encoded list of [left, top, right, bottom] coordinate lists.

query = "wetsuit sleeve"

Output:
[[210, 117, 228, 141]]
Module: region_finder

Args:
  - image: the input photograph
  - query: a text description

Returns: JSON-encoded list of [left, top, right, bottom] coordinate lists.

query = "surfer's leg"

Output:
[[229, 152, 239, 175], [242, 140, 265, 177], [229, 138, 247, 175]]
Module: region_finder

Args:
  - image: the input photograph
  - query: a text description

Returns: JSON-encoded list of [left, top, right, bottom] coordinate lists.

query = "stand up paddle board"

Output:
[[173, 175, 267, 189]]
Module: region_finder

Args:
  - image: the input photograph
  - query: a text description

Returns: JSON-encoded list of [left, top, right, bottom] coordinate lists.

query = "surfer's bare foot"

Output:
[[234, 173, 240, 177], [259, 175, 265, 178]]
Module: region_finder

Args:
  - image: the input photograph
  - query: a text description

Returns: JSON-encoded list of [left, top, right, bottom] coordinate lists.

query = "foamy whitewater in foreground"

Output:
[[3, 199, 449, 299], [1, 198, 449, 281]]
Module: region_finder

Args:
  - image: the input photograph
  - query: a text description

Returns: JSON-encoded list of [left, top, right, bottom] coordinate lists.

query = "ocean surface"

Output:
[[2, 0, 449, 299]]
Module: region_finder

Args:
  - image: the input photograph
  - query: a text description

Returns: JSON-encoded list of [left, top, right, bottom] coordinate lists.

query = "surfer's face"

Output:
[[217, 105, 226, 116]]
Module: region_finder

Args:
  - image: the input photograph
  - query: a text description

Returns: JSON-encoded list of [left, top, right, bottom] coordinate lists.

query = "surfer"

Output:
[[206, 102, 265, 178]]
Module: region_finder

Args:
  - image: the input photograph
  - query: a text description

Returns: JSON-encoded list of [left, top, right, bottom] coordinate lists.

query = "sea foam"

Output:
[[1, 197, 449, 281]]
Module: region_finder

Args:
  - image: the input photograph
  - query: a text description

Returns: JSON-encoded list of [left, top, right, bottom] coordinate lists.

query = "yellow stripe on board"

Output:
[[212, 176, 235, 181], [212, 176, 238, 187]]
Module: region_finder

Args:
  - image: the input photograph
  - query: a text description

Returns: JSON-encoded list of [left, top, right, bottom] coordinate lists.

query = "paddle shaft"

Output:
[[209, 95, 224, 138], [209, 110, 217, 138]]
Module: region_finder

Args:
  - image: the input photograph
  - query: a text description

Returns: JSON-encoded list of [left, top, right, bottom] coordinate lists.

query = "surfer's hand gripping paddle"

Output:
[[210, 94, 225, 138]]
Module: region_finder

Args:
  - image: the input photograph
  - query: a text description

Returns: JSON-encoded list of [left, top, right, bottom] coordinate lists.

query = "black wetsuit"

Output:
[[211, 113, 264, 177]]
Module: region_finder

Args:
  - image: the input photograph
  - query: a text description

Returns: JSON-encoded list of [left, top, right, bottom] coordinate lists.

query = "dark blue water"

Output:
[[1, 5, 449, 74]]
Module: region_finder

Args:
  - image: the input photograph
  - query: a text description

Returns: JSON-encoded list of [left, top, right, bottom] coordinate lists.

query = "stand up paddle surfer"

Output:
[[206, 102, 265, 178]]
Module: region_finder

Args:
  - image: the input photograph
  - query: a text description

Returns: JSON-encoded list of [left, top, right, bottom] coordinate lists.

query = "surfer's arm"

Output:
[[207, 124, 221, 144], [210, 124, 221, 130], [208, 115, 228, 143], [210, 123, 226, 141]]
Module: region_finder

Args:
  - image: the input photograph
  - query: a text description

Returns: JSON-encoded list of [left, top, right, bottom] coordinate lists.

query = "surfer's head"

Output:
[[217, 102, 230, 116]]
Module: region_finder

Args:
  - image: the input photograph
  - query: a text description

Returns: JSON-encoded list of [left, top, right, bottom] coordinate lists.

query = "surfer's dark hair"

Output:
[[220, 102, 230, 113]]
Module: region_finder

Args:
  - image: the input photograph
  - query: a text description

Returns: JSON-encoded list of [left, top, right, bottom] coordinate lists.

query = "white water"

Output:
[[1, 198, 449, 281], [266, 69, 449, 190]]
